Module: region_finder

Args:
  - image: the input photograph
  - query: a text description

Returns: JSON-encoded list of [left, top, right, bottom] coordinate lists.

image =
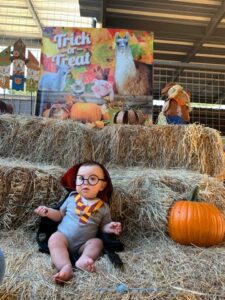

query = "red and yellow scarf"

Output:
[[74, 193, 104, 224]]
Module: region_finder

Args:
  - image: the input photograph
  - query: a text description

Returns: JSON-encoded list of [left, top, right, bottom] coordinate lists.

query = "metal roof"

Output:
[[1, 0, 225, 67], [79, 0, 225, 104], [1, 0, 225, 104], [0, 0, 93, 46], [80, 0, 225, 68]]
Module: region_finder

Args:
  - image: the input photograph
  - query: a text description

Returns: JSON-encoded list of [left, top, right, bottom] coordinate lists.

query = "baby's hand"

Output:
[[34, 206, 48, 217], [103, 222, 122, 235]]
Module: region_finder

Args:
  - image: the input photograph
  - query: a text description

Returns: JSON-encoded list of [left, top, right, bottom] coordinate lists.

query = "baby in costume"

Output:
[[35, 161, 122, 283]]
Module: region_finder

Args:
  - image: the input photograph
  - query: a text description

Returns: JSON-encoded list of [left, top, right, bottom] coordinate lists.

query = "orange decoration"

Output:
[[102, 112, 110, 120], [95, 120, 104, 128], [168, 187, 225, 247], [70, 103, 102, 123]]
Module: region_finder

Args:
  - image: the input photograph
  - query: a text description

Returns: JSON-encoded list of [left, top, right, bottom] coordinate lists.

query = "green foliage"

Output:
[[93, 44, 113, 66], [130, 44, 145, 60]]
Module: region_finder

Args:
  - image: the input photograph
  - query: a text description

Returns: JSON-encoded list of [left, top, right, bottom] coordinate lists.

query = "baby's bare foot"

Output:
[[53, 264, 73, 283], [75, 255, 96, 272]]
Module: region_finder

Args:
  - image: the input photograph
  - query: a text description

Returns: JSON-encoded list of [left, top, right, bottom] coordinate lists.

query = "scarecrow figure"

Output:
[[158, 82, 191, 125]]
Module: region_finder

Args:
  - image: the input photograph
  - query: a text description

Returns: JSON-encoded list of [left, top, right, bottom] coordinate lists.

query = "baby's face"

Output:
[[76, 165, 106, 200]]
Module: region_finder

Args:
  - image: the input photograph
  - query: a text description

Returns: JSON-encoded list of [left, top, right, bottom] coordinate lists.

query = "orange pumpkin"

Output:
[[168, 187, 225, 247], [102, 112, 110, 120], [70, 103, 102, 123]]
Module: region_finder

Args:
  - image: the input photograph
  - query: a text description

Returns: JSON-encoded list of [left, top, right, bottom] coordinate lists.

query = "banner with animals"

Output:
[[36, 27, 154, 127]]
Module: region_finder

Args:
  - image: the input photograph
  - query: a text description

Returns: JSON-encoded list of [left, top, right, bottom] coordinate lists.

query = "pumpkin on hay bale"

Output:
[[70, 102, 102, 123], [168, 186, 225, 247], [109, 168, 225, 237]]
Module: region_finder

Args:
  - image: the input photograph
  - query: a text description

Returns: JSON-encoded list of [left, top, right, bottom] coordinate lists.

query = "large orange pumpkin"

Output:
[[70, 103, 102, 123], [168, 187, 225, 247]]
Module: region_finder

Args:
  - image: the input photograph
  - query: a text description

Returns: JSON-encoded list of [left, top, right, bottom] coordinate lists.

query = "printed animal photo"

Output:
[[36, 27, 154, 126]]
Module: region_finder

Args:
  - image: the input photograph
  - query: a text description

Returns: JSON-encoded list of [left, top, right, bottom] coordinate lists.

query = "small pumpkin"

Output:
[[168, 187, 225, 247], [70, 103, 102, 123], [113, 109, 144, 125], [95, 120, 105, 128]]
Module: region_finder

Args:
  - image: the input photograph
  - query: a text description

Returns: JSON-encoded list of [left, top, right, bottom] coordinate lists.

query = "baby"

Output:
[[35, 161, 122, 283]]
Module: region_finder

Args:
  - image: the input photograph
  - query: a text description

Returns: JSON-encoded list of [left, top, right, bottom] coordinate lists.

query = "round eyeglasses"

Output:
[[76, 175, 105, 186]]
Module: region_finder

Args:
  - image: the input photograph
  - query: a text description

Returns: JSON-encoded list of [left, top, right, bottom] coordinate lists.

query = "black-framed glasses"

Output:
[[76, 175, 105, 186]]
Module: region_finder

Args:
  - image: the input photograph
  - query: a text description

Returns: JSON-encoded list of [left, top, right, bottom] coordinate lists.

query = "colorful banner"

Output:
[[12, 39, 25, 91], [0, 46, 11, 89], [36, 27, 154, 126], [26, 51, 40, 92]]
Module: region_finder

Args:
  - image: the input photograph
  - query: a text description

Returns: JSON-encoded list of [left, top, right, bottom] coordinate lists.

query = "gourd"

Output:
[[167, 186, 225, 247], [70, 103, 102, 123], [113, 109, 144, 125]]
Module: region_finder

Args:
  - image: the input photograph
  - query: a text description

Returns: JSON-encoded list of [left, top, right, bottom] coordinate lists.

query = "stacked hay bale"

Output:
[[110, 168, 225, 237], [0, 114, 225, 299], [0, 158, 65, 229], [0, 114, 224, 175], [92, 123, 225, 176], [0, 115, 93, 167]]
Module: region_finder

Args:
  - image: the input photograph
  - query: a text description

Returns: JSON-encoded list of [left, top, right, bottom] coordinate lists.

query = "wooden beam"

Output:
[[26, 0, 42, 35], [184, 1, 225, 62], [101, 0, 106, 27]]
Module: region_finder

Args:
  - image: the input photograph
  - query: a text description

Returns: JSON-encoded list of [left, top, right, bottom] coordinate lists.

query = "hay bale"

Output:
[[109, 167, 225, 237], [0, 115, 93, 168], [92, 123, 225, 176], [1, 161, 225, 236], [0, 158, 65, 229], [0, 228, 225, 299], [0, 115, 224, 176]]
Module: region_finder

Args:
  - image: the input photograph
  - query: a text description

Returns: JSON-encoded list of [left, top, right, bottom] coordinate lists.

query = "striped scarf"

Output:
[[74, 193, 104, 224]]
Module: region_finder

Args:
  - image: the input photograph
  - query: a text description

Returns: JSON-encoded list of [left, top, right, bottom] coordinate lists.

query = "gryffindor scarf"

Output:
[[74, 193, 104, 224]]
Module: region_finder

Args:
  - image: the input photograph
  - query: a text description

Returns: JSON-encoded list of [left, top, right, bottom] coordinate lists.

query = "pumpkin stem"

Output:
[[190, 186, 199, 201]]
